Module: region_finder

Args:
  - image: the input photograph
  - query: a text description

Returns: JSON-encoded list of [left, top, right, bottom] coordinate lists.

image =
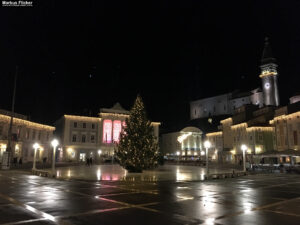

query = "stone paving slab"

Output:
[[1, 168, 300, 225], [0, 204, 37, 224]]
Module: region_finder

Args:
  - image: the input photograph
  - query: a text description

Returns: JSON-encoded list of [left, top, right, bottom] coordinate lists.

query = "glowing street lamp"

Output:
[[51, 139, 59, 176], [204, 140, 211, 177], [32, 143, 40, 170], [241, 144, 247, 172]]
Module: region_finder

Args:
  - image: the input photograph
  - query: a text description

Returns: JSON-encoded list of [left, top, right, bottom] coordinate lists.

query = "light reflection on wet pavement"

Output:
[[0, 166, 300, 225], [50, 164, 240, 182]]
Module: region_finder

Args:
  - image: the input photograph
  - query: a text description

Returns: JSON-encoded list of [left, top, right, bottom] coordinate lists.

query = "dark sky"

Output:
[[1, 0, 300, 130]]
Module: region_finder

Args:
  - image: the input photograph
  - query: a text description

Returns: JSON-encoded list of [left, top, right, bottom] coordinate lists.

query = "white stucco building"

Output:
[[190, 89, 264, 120], [161, 126, 203, 160], [55, 103, 160, 162], [0, 109, 55, 164]]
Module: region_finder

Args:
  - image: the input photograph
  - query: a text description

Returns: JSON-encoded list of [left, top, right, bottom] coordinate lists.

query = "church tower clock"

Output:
[[259, 37, 280, 106]]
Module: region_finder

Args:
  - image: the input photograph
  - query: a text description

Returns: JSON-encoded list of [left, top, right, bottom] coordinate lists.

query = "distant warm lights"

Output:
[[177, 132, 192, 143], [200, 151, 205, 156], [273, 112, 300, 122], [230, 150, 236, 155], [64, 115, 101, 122], [204, 140, 211, 149], [33, 143, 40, 149], [0, 114, 55, 130], [246, 127, 274, 132], [241, 144, 247, 152], [220, 117, 232, 124], [206, 131, 222, 137], [231, 123, 248, 130], [259, 70, 277, 78], [176, 151, 180, 156], [51, 139, 59, 148]]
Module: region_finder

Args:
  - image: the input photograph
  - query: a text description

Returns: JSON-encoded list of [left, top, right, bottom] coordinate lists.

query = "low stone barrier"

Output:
[[205, 171, 248, 180], [32, 169, 53, 177]]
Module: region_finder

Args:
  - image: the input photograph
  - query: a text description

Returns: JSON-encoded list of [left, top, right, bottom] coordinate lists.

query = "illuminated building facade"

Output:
[[190, 90, 264, 120], [206, 131, 223, 162], [0, 109, 55, 163], [161, 126, 203, 160], [270, 101, 300, 152], [190, 38, 280, 121], [206, 105, 277, 164], [55, 103, 160, 162]]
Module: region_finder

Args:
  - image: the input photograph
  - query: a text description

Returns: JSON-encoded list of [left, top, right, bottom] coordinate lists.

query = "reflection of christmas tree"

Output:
[[115, 95, 159, 172]]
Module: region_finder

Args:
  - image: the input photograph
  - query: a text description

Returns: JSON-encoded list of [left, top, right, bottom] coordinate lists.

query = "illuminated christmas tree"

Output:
[[115, 95, 159, 172]]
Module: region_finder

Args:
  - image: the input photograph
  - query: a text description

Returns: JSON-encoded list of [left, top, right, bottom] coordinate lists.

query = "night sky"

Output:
[[1, 1, 300, 131]]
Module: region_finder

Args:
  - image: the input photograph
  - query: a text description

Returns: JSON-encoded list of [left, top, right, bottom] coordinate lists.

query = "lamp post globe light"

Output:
[[32, 143, 40, 170], [204, 140, 211, 177], [51, 139, 59, 176], [241, 144, 247, 172]]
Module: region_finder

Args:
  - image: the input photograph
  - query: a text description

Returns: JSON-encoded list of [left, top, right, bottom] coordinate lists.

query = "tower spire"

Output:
[[259, 37, 280, 106], [261, 37, 276, 64]]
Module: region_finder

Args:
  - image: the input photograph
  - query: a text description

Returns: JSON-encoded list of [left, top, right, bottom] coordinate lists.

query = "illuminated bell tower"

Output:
[[259, 37, 280, 106]]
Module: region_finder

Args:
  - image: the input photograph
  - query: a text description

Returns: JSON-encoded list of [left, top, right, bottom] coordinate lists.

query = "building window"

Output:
[[83, 123, 86, 128], [74, 122, 77, 128], [91, 135, 95, 143], [224, 105, 226, 111], [113, 120, 122, 143], [46, 132, 49, 141], [26, 129, 29, 139], [82, 135, 86, 143], [103, 120, 112, 143], [17, 127, 21, 138], [92, 124, 95, 129], [294, 131, 298, 145], [0, 125, 3, 136], [259, 135, 263, 141], [38, 131, 41, 140], [32, 130, 36, 140], [72, 135, 77, 142]]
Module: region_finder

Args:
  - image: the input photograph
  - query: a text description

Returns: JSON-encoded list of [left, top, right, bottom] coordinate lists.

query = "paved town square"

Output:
[[1, 165, 300, 225]]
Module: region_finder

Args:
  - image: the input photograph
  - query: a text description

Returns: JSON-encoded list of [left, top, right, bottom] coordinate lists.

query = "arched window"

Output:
[[72, 135, 77, 142]]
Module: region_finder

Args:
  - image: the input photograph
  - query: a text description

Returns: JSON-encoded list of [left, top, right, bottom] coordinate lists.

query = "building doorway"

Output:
[[79, 153, 86, 162]]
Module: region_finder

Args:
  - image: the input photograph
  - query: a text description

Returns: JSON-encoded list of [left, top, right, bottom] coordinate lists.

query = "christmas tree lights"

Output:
[[115, 95, 159, 172]]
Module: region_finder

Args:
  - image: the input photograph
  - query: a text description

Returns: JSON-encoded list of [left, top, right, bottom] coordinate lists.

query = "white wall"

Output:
[[190, 93, 231, 119]]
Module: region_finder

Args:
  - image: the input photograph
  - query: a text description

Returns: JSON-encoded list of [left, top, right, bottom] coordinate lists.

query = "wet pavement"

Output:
[[50, 164, 242, 182], [0, 168, 300, 225]]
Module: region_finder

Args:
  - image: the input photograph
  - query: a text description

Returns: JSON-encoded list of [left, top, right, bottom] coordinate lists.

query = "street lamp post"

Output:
[[51, 139, 59, 176], [241, 144, 247, 172], [98, 149, 102, 164], [33, 143, 39, 170], [204, 140, 211, 178], [176, 151, 180, 163]]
